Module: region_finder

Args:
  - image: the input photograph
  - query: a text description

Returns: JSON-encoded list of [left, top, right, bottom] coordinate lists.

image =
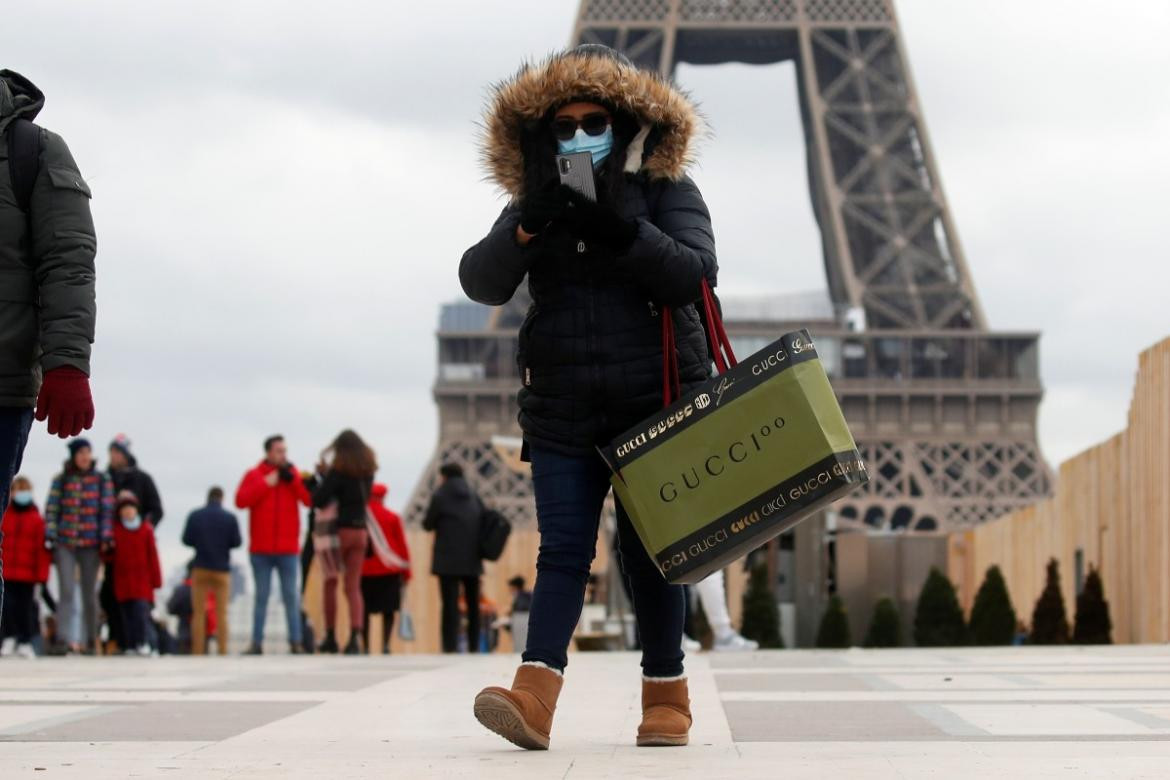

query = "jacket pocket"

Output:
[[47, 166, 92, 198]]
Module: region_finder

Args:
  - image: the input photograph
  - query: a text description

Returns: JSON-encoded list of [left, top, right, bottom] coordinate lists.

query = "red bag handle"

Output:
[[661, 278, 737, 407]]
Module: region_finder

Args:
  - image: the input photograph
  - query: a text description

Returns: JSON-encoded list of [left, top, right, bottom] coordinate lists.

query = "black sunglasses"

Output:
[[551, 113, 612, 141]]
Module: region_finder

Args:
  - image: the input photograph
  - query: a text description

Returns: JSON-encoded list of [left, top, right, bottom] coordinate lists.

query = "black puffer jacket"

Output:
[[422, 476, 483, 577], [460, 48, 717, 456], [313, 470, 374, 530]]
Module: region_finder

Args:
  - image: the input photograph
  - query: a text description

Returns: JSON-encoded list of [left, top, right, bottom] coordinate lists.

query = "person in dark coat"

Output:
[[0, 69, 97, 621], [462, 45, 714, 750], [311, 429, 377, 655], [422, 463, 483, 654], [102, 433, 163, 651], [182, 486, 241, 654]]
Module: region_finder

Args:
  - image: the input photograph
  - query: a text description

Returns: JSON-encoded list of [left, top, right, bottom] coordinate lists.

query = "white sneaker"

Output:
[[15, 643, 36, 659], [0, 637, 15, 657], [136, 644, 152, 657], [682, 635, 701, 652], [713, 632, 759, 652]]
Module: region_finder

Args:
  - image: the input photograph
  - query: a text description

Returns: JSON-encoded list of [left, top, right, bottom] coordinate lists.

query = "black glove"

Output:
[[519, 179, 572, 235], [279, 465, 295, 483], [564, 189, 639, 251]]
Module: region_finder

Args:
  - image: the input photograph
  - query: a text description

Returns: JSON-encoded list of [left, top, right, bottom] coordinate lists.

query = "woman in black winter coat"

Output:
[[311, 429, 376, 655], [462, 45, 717, 750]]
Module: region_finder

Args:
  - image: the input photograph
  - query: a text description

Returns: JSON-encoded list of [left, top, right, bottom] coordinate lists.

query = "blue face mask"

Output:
[[121, 515, 142, 531], [557, 126, 614, 168], [12, 490, 33, 507]]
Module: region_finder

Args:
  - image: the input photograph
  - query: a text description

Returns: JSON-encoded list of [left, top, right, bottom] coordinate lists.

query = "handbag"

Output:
[[397, 607, 415, 642], [311, 501, 342, 579], [602, 279, 869, 584], [479, 505, 512, 562]]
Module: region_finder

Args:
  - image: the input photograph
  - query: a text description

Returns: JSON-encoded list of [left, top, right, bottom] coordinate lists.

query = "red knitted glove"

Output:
[[34, 366, 95, 438]]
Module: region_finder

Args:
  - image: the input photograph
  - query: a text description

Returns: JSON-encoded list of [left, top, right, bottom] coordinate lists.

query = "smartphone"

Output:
[[556, 152, 598, 202]]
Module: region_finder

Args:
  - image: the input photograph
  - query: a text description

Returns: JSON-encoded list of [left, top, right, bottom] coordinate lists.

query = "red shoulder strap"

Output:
[[661, 279, 737, 407]]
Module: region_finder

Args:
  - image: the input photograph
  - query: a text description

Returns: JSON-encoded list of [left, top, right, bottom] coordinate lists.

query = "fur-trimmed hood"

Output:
[[480, 49, 702, 199]]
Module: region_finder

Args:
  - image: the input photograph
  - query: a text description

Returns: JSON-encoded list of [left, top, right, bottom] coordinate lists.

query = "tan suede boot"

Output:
[[474, 663, 564, 750], [637, 677, 692, 747]]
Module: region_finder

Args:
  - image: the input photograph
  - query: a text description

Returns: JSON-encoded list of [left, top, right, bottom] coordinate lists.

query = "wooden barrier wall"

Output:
[[949, 338, 1170, 643]]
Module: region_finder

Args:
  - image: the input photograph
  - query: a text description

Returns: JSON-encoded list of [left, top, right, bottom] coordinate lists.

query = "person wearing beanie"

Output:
[[1, 69, 99, 622], [44, 438, 114, 654], [0, 476, 50, 658], [106, 492, 161, 656], [360, 483, 410, 655], [462, 44, 711, 748], [102, 433, 163, 652]]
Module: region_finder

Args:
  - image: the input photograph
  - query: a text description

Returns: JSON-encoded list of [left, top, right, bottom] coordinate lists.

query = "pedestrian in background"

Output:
[[108, 492, 161, 656], [44, 439, 113, 654], [103, 434, 164, 652], [361, 482, 410, 654], [0, 69, 97, 627], [506, 575, 533, 656], [422, 463, 483, 654], [235, 435, 310, 655], [0, 476, 50, 657], [182, 486, 240, 655], [312, 430, 377, 655]]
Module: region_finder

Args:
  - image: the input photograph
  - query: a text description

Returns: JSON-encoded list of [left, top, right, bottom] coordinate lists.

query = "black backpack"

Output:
[[5, 117, 42, 213], [479, 506, 512, 562]]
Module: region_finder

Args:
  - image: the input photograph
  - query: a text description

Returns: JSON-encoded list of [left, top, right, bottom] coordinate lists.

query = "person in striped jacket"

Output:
[[44, 438, 113, 654]]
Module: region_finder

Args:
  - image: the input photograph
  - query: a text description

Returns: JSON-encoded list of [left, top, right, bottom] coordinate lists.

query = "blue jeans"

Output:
[[523, 447, 685, 678], [0, 407, 35, 621], [250, 553, 302, 645]]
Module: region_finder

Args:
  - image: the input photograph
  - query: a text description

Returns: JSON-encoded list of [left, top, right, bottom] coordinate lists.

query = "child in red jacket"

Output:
[[1, 476, 51, 657], [108, 492, 162, 656]]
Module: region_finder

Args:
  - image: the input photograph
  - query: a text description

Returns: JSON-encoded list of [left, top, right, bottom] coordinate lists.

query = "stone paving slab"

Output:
[[1, 647, 1170, 778]]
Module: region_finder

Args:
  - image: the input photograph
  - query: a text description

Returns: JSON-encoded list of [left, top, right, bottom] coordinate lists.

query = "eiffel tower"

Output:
[[404, 0, 1052, 534]]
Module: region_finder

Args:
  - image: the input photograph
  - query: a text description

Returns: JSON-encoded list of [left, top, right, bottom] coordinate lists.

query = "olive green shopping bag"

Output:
[[601, 283, 868, 585]]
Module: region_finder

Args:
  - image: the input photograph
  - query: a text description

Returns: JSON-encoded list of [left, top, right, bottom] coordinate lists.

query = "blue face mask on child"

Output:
[[12, 490, 32, 507], [121, 515, 142, 531], [557, 126, 614, 167]]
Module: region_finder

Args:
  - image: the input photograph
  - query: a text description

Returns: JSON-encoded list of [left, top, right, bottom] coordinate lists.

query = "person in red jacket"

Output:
[[234, 434, 310, 655], [108, 492, 162, 656], [1, 476, 51, 657], [361, 483, 411, 654]]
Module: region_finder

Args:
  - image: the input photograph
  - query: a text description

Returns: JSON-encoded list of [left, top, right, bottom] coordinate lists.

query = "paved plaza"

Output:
[[4, 646, 1170, 778]]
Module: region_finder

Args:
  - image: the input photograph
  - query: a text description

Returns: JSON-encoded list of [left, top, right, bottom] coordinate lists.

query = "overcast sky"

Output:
[[6, 0, 1168, 573]]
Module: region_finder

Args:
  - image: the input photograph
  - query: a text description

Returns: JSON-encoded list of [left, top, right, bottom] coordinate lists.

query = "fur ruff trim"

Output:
[[521, 661, 564, 677], [479, 51, 703, 198]]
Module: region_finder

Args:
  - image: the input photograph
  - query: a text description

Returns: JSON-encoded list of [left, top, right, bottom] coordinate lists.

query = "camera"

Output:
[[278, 465, 295, 483]]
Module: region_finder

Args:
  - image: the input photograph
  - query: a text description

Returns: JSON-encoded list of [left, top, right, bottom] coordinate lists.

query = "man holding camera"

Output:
[[234, 435, 311, 655]]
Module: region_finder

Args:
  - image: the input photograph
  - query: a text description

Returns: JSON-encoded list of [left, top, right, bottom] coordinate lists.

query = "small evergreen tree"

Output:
[[968, 565, 1017, 645], [740, 563, 782, 648], [914, 567, 966, 646], [863, 597, 901, 648], [1073, 566, 1112, 644], [816, 595, 851, 648], [1030, 558, 1070, 644]]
